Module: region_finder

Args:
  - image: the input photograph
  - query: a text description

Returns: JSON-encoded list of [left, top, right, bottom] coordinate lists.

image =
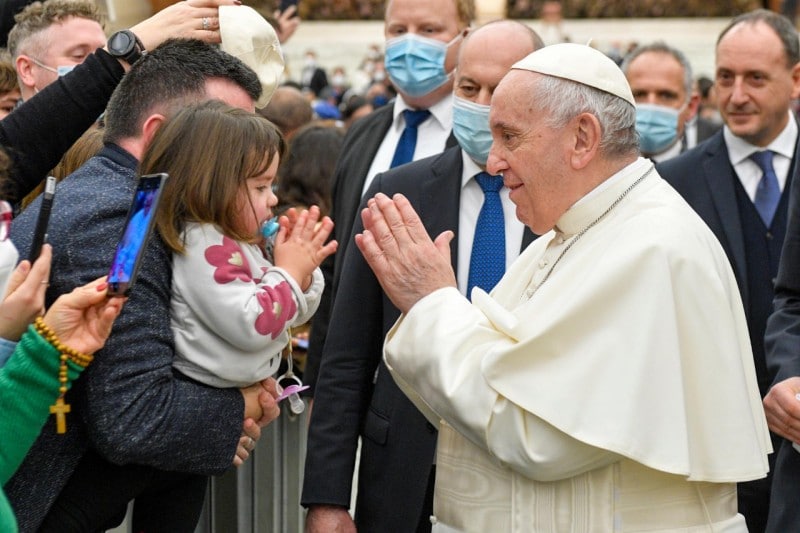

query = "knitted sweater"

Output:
[[0, 328, 83, 533]]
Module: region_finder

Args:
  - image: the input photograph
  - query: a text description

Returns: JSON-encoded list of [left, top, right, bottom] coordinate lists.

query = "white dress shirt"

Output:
[[724, 111, 797, 200], [362, 94, 454, 195]]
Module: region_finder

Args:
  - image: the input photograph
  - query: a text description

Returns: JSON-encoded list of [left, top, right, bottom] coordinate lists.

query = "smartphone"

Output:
[[106, 173, 168, 296], [279, 0, 298, 12], [28, 176, 57, 261]]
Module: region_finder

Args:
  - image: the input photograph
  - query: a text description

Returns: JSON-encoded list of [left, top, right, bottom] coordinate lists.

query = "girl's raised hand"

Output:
[[273, 206, 337, 290]]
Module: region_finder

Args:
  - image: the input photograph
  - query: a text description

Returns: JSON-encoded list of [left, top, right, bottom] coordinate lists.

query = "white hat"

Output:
[[219, 5, 285, 109], [511, 43, 634, 106]]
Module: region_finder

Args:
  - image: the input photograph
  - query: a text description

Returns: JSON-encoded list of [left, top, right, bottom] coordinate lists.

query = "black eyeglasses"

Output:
[[0, 201, 11, 242]]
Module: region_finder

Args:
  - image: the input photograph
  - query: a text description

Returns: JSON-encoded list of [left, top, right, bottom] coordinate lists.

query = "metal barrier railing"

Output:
[[195, 402, 309, 533]]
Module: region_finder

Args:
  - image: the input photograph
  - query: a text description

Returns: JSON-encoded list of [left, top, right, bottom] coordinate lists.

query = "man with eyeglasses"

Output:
[[7, 0, 106, 103]]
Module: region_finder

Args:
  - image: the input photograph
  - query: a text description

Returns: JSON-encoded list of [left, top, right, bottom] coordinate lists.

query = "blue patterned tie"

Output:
[[390, 109, 431, 168], [467, 172, 506, 295], [749, 150, 781, 227]]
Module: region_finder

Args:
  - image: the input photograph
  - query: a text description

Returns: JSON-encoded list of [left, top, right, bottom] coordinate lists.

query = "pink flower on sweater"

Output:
[[205, 236, 253, 284], [255, 282, 297, 338]]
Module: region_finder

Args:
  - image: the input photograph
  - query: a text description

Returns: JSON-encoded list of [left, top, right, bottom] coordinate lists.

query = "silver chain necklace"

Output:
[[523, 165, 655, 300]]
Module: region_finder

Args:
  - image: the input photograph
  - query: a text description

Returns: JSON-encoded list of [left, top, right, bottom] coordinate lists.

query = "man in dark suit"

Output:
[[303, 0, 473, 396], [763, 117, 800, 533], [621, 41, 721, 163], [302, 20, 543, 533], [657, 9, 800, 532]]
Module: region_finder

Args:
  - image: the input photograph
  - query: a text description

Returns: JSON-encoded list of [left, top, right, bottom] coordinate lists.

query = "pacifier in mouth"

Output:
[[261, 218, 280, 239], [261, 218, 280, 261]]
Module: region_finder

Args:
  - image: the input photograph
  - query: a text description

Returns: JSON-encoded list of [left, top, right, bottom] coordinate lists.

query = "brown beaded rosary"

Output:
[[33, 316, 94, 434]]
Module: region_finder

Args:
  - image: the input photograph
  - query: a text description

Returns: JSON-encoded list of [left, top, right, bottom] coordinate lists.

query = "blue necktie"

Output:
[[467, 172, 506, 295], [749, 150, 781, 227], [390, 109, 431, 168]]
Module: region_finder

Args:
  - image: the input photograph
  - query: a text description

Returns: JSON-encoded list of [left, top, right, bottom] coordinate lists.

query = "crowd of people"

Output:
[[1, 0, 800, 532]]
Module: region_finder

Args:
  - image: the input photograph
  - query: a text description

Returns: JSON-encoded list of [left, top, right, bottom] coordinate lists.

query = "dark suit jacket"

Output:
[[763, 130, 800, 533], [657, 131, 800, 396], [304, 103, 457, 390], [301, 146, 535, 531]]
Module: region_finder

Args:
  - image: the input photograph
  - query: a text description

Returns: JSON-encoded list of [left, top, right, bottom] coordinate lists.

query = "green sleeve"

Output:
[[0, 325, 83, 485]]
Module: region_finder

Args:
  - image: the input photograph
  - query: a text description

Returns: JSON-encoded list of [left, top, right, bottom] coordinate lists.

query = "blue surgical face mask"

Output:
[[452, 96, 493, 165], [384, 33, 461, 98], [31, 57, 75, 77], [635, 103, 681, 155]]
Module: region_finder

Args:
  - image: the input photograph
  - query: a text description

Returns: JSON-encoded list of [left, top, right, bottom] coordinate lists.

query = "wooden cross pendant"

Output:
[[50, 397, 71, 434]]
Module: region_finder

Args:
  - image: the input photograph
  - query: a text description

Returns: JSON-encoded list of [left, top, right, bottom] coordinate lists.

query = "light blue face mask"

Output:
[[31, 58, 75, 77], [384, 33, 461, 98], [635, 103, 681, 155], [452, 96, 493, 165]]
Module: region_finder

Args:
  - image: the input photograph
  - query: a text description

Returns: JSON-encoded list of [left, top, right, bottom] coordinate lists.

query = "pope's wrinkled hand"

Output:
[[354, 192, 456, 314]]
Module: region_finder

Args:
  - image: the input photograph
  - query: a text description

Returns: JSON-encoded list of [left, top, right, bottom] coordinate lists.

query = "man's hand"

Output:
[[355, 193, 456, 314], [235, 378, 280, 466], [305, 505, 356, 533], [764, 377, 800, 442], [273, 5, 300, 44], [233, 419, 259, 467]]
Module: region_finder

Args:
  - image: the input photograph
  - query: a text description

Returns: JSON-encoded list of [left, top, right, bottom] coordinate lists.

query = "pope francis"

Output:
[[353, 43, 772, 532]]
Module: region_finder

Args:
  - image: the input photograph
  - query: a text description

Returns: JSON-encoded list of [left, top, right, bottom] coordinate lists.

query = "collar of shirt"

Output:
[[724, 111, 797, 199], [362, 93, 454, 195], [392, 92, 453, 134]]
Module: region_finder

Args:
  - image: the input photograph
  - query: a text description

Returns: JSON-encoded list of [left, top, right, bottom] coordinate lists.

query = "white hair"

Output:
[[533, 75, 639, 158]]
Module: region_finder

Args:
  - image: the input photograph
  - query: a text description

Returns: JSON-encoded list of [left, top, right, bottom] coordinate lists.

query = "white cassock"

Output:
[[384, 157, 771, 533]]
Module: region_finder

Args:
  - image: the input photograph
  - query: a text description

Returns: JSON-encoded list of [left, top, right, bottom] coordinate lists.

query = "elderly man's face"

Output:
[[487, 71, 572, 234], [715, 21, 800, 147]]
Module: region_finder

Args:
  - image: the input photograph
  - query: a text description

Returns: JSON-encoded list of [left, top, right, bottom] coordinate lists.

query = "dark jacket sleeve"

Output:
[[304, 107, 394, 393], [302, 174, 389, 508], [0, 49, 124, 204], [766, 169, 800, 385]]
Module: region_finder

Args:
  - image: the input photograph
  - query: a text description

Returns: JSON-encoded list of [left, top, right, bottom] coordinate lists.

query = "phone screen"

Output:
[[279, 0, 298, 12], [107, 173, 168, 296]]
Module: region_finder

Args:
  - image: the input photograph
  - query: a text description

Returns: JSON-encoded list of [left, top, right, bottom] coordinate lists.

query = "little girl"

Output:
[[143, 100, 337, 391], [37, 101, 336, 532]]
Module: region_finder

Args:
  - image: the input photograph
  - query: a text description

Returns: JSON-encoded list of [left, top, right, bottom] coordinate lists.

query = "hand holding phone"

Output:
[[107, 173, 168, 296], [279, 0, 299, 13]]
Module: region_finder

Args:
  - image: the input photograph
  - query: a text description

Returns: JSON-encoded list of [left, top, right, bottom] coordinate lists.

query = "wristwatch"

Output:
[[106, 30, 145, 66]]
